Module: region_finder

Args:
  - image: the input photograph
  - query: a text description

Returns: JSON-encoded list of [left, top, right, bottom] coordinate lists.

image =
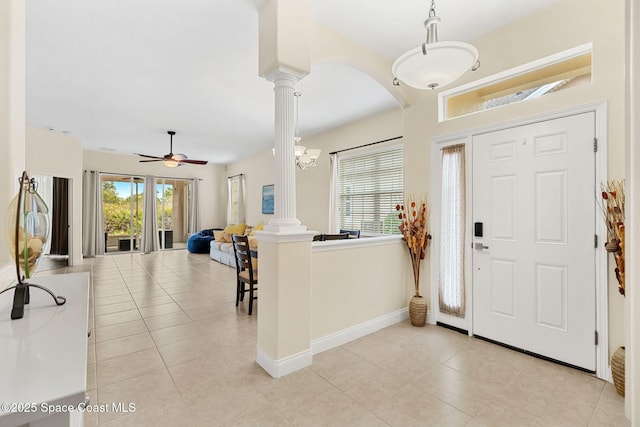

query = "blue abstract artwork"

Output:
[[262, 184, 274, 214]]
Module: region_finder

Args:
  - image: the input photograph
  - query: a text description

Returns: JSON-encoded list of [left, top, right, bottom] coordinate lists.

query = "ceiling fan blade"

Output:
[[178, 159, 208, 165], [140, 131, 206, 166], [135, 153, 163, 160]]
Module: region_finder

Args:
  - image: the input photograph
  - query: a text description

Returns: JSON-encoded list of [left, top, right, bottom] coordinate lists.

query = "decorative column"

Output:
[[265, 71, 306, 232], [255, 0, 316, 378]]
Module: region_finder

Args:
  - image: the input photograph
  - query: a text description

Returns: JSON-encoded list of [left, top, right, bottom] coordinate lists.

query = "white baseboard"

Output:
[[256, 346, 313, 379], [256, 308, 411, 378], [604, 365, 613, 383], [311, 308, 409, 355]]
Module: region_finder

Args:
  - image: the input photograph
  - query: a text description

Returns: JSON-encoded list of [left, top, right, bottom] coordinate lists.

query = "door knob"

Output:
[[474, 243, 489, 250]]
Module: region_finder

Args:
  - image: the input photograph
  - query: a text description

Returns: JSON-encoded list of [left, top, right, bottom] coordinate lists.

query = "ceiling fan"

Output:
[[135, 131, 208, 167]]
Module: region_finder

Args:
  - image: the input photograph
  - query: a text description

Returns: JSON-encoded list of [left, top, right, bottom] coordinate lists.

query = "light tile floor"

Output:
[[42, 250, 628, 426]]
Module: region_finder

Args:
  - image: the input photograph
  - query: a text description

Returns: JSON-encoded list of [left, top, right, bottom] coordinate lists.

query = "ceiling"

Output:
[[26, 0, 560, 165]]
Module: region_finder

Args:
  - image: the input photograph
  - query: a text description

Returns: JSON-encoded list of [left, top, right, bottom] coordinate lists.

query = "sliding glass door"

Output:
[[102, 174, 144, 253], [156, 178, 192, 250]]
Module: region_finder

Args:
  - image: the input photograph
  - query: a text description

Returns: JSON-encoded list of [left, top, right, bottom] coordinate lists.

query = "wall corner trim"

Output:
[[256, 346, 312, 379]]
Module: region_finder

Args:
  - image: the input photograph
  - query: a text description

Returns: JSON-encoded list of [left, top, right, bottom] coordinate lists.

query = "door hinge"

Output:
[[594, 234, 598, 248], [595, 330, 599, 345], [593, 137, 598, 152]]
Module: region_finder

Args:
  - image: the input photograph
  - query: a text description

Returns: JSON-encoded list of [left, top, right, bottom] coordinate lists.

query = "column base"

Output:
[[265, 218, 307, 233]]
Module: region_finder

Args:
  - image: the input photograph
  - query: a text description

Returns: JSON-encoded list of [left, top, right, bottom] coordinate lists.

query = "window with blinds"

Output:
[[337, 145, 403, 234]]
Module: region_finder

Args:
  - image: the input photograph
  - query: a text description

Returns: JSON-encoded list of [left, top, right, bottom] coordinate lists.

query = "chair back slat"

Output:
[[322, 232, 350, 241], [231, 233, 258, 315], [339, 229, 361, 238]]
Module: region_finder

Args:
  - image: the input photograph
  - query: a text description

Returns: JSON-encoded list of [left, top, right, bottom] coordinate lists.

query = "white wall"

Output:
[[226, 150, 276, 227], [227, 108, 403, 230], [311, 238, 411, 341], [0, 0, 25, 286], [297, 109, 403, 232], [26, 127, 83, 265], [82, 150, 228, 230]]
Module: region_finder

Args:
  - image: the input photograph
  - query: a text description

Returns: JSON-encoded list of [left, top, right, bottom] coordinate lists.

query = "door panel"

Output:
[[472, 112, 596, 371]]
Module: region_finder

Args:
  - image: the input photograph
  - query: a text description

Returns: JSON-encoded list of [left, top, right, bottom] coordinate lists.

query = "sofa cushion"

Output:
[[224, 223, 247, 235], [219, 242, 234, 253], [213, 230, 231, 243]]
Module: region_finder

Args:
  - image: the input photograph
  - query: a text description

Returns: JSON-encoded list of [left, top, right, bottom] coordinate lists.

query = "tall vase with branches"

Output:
[[600, 180, 626, 397], [396, 195, 432, 326]]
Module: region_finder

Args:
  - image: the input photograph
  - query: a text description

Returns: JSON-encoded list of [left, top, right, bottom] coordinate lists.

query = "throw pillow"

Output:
[[249, 222, 264, 236], [213, 230, 226, 242], [224, 223, 247, 235]]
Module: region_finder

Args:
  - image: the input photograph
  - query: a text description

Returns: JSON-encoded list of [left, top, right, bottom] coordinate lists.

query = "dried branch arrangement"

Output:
[[396, 195, 432, 297], [600, 180, 625, 296]]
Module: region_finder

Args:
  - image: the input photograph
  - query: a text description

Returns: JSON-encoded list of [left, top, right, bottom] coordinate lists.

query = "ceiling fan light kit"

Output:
[[135, 131, 208, 167], [392, 0, 480, 90]]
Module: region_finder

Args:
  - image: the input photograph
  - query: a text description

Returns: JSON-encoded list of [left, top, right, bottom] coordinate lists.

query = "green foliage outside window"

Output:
[[102, 182, 143, 236]]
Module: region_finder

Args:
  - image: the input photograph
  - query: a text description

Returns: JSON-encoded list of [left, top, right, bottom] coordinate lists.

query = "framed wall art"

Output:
[[262, 184, 274, 214]]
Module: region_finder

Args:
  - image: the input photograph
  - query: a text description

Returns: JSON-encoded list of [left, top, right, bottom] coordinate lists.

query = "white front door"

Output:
[[472, 112, 596, 371]]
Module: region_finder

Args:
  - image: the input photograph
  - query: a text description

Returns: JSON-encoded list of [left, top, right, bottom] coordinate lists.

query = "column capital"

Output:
[[263, 67, 306, 85]]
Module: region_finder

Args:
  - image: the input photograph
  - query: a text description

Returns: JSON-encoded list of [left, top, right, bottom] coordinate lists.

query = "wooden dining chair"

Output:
[[322, 232, 349, 241], [231, 234, 258, 315]]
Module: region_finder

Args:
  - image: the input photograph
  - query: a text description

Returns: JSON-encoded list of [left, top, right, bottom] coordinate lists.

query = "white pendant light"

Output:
[[392, 0, 480, 90]]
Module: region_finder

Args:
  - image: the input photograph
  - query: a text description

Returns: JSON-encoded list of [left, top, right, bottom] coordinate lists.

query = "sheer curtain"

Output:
[[328, 153, 339, 233], [188, 178, 200, 233], [141, 175, 159, 253], [33, 175, 53, 255], [227, 174, 245, 224], [82, 170, 105, 257], [439, 144, 466, 317]]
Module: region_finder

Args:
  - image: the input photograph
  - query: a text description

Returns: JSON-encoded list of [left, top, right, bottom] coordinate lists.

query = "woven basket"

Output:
[[409, 295, 427, 327], [611, 346, 625, 397]]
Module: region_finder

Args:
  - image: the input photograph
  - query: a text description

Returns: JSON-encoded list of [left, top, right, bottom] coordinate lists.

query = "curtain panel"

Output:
[[227, 174, 245, 225], [328, 153, 339, 234], [188, 178, 200, 234], [141, 175, 159, 253], [82, 170, 105, 257], [439, 144, 466, 317]]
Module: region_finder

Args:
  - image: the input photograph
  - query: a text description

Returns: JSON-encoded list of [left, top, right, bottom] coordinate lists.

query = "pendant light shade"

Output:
[[392, 41, 478, 90], [392, 1, 479, 90]]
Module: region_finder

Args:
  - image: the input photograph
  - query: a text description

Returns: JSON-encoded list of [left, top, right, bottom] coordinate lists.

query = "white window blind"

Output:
[[337, 146, 403, 234]]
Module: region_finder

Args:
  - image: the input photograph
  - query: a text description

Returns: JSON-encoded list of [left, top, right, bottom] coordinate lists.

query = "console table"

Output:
[[0, 272, 90, 427]]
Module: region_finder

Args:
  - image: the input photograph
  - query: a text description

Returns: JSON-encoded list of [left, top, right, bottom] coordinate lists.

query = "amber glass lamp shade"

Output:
[[5, 174, 50, 280]]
